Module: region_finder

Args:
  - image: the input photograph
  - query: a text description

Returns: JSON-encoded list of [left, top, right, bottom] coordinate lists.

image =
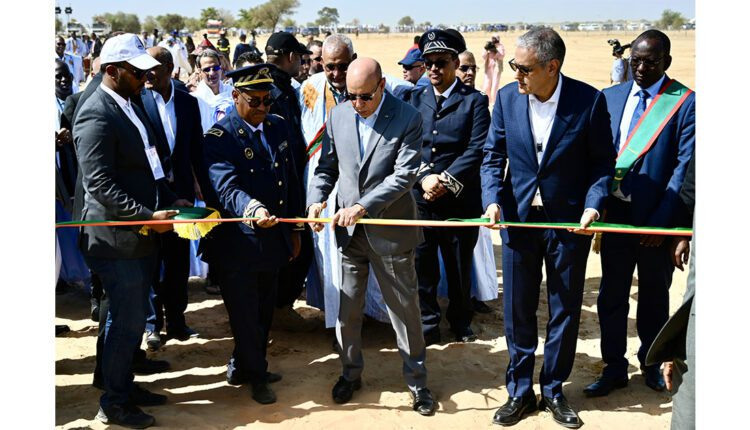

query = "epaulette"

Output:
[[205, 128, 224, 138], [269, 113, 284, 120]]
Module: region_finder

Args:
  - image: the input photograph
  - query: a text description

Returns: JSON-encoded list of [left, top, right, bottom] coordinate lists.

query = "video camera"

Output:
[[607, 39, 631, 57], [485, 36, 499, 52]]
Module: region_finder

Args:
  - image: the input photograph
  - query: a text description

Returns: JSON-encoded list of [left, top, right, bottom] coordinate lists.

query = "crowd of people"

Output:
[[55, 26, 695, 430]]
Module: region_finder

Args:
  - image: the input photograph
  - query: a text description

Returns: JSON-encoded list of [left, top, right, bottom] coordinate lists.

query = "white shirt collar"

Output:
[[152, 81, 175, 105], [243, 120, 264, 133], [629, 74, 666, 99], [529, 74, 563, 106], [100, 82, 130, 109], [434, 78, 459, 99]]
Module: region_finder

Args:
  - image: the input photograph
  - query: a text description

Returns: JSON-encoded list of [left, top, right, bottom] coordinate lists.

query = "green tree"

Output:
[[315, 7, 339, 27], [142, 15, 159, 33], [240, 0, 299, 30], [378, 23, 390, 34], [200, 7, 220, 23], [282, 18, 297, 28], [217, 8, 236, 27], [657, 9, 686, 29], [398, 16, 414, 27], [55, 17, 62, 33], [185, 17, 203, 32], [238, 6, 263, 30], [93, 12, 141, 34], [156, 14, 185, 33]]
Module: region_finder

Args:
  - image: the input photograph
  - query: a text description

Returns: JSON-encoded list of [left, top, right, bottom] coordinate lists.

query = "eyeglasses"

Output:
[[301, 58, 311, 65], [117, 63, 149, 80], [325, 62, 349, 72], [508, 58, 540, 75], [201, 65, 222, 73], [425, 58, 451, 69], [458, 65, 477, 73], [629, 56, 663, 68], [402, 63, 423, 71], [238, 92, 274, 108], [312, 56, 322, 62], [346, 81, 381, 102]]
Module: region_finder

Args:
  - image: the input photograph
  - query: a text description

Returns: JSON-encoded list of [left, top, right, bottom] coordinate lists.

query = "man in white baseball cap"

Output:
[[100, 32, 162, 72]]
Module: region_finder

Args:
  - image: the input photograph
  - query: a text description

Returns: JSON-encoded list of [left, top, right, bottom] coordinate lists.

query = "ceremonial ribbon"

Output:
[[56, 216, 692, 237]]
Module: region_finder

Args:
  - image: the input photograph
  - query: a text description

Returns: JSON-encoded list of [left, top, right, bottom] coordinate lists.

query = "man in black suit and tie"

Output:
[[480, 28, 615, 428], [135, 46, 204, 349], [74, 33, 191, 428]]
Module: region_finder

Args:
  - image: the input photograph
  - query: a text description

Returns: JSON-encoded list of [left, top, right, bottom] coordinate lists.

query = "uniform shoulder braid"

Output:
[[205, 126, 225, 138]]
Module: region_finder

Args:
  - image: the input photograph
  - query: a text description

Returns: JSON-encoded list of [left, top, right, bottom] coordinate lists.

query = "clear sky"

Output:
[[57, 0, 695, 27]]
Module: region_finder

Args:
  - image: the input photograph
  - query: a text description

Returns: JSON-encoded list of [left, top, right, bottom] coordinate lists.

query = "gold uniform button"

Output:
[[431, 148, 436, 152], [278, 181, 283, 186], [436, 114, 440, 119], [432, 130, 438, 135], [429, 163, 435, 167], [279, 200, 284, 205], [274, 162, 279, 168]]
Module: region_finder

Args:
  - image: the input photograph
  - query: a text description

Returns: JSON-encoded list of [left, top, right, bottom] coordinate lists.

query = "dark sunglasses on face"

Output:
[[425, 58, 451, 69], [201, 64, 222, 73], [402, 63, 423, 71], [325, 62, 349, 72], [117, 63, 149, 80], [346, 81, 381, 102], [508, 58, 539, 75], [312, 56, 322, 62], [239, 92, 274, 108], [629, 56, 663, 68], [458, 65, 477, 73]]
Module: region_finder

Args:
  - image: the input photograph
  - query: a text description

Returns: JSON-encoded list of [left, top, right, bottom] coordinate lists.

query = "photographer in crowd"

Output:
[[481, 35, 504, 104], [608, 39, 632, 85]]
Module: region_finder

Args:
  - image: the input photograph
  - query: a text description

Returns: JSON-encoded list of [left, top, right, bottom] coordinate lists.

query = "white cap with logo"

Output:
[[100, 33, 161, 70]]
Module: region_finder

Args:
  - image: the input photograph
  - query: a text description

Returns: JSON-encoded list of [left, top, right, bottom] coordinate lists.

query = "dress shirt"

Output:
[[433, 77, 459, 100], [528, 74, 562, 206], [101, 84, 150, 149], [355, 92, 387, 159], [152, 82, 177, 154]]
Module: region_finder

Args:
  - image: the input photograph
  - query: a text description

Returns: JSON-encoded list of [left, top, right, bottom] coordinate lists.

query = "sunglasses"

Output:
[[402, 63, 423, 71], [458, 65, 477, 73], [346, 80, 382, 102], [117, 63, 149, 80], [629, 56, 663, 68], [508, 58, 540, 75], [201, 65, 222, 73], [425, 58, 452, 69], [239, 92, 274, 108], [325, 62, 349, 72], [312, 56, 322, 62]]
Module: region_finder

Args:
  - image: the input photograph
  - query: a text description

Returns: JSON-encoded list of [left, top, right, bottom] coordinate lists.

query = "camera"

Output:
[[485, 36, 499, 52], [607, 39, 631, 57]]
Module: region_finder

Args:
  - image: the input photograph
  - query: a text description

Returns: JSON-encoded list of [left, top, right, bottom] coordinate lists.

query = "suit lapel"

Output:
[[420, 86, 437, 111], [610, 81, 634, 144], [141, 90, 170, 150], [438, 80, 464, 113], [513, 90, 538, 169], [539, 76, 576, 171], [359, 93, 395, 174]]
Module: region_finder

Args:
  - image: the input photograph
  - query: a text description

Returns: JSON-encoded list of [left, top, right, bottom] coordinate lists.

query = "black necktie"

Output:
[[436, 95, 446, 111], [254, 129, 273, 160]]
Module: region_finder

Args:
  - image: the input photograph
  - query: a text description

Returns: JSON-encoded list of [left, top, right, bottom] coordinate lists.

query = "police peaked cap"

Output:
[[226, 63, 275, 91], [419, 29, 466, 55]]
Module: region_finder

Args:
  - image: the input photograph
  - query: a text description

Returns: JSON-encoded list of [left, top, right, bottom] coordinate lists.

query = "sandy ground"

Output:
[[56, 31, 694, 429]]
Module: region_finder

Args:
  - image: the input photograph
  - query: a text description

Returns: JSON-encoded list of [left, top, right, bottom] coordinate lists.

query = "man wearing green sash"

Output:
[[585, 30, 695, 398]]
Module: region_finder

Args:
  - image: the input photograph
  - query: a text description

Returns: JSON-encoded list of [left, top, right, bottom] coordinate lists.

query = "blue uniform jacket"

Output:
[[409, 79, 490, 218], [481, 75, 616, 246], [202, 108, 304, 269], [602, 76, 695, 227]]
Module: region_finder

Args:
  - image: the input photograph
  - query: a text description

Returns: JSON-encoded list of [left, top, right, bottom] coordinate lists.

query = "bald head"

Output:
[[346, 58, 385, 119], [346, 58, 382, 89], [147, 47, 173, 68]]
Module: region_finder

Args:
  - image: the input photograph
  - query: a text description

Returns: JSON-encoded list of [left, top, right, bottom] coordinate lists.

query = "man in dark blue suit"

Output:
[[584, 30, 695, 398], [480, 28, 615, 428], [202, 64, 304, 405], [409, 29, 490, 344], [135, 46, 205, 349]]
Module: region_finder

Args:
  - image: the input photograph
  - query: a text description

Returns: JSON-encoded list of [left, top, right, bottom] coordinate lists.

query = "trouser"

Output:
[[276, 225, 314, 308], [146, 232, 190, 333], [503, 208, 590, 398], [217, 265, 278, 384], [416, 214, 478, 336], [338, 226, 427, 391], [598, 198, 673, 378], [84, 254, 156, 407]]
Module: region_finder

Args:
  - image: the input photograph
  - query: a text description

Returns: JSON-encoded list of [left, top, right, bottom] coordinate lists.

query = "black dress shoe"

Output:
[[96, 403, 155, 429], [642, 365, 666, 391], [332, 376, 361, 404], [424, 331, 441, 346], [539, 395, 582, 429], [167, 326, 199, 341], [583, 375, 628, 397], [129, 384, 167, 406], [410, 387, 437, 416], [453, 326, 478, 343], [472, 298, 493, 314], [492, 392, 537, 426], [266, 371, 282, 383], [131, 357, 170, 375], [228, 371, 282, 385], [55, 325, 70, 336], [251, 382, 277, 404], [145, 331, 161, 351]]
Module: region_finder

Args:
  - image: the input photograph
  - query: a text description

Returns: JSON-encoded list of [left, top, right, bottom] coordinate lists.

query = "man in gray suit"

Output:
[[307, 58, 436, 416]]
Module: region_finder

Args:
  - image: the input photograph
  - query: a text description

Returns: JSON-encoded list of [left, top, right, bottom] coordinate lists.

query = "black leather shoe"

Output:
[[55, 325, 70, 336], [96, 404, 155, 429], [472, 298, 493, 314], [410, 387, 437, 416], [539, 395, 582, 429], [583, 375, 628, 397], [129, 384, 167, 406], [642, 365, 666, 391], [131, 357, 170, 375], [332, 376, 362, 404], [454, 326, 478, 343], [228, 371, 282, 385], [167, 326, 199, 341], [266, 371, 282, 383], [492, 393, 537, 426], [424, 331, 441, 346], [145, 331, 161, 351], [251, 382, 277, 404]]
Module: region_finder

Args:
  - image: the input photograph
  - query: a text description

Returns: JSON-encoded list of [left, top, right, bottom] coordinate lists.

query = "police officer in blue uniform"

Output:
[[409, 29, 491, 344], [201, 64, 304, 405]]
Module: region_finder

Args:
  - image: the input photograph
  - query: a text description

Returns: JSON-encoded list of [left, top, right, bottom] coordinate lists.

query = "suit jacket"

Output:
[[481, 75, 616, 246], [602, 76, 695, 227], [135, 84, 203, 201], [73, 85, 177, 259], [307, 92, 424, 256], [202, 109, 304, 270], [409, 79, 490, 218]]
